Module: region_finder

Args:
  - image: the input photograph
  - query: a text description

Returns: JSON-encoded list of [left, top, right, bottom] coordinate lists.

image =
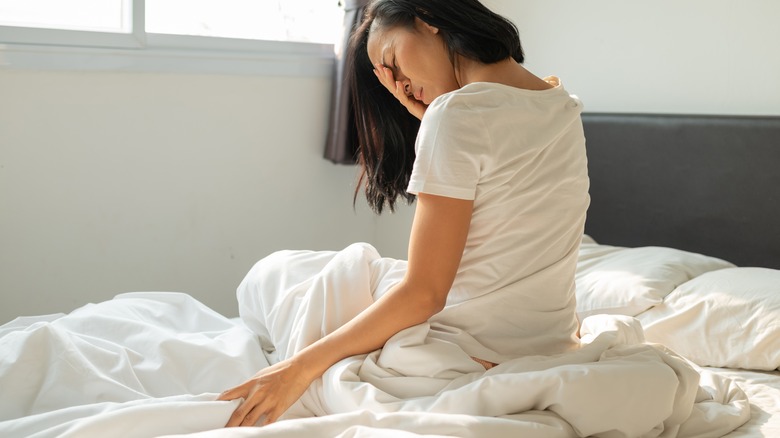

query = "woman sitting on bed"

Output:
[[219, 0, 589, 427]]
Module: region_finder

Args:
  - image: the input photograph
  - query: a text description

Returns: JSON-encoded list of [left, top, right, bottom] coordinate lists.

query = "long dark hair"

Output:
[[348, 0, 524, 213]]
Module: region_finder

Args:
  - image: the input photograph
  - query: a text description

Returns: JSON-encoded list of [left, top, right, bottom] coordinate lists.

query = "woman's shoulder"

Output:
[[423, 85, 499, 125], [432, 81, 569, 111], [421, 90, 478, 127]]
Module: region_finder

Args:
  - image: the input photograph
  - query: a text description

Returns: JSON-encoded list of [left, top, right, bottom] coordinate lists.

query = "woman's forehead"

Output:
[[366, 27, 394, 66]]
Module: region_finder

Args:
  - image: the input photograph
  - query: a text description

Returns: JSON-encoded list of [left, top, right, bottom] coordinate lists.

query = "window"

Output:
[[0, 0, 341, 76], [0, 0, 340, 43], [0, 0, 131, 33], [146, 0, 341, 44]]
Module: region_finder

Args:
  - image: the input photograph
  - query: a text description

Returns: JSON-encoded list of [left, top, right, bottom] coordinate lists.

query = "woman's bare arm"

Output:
[[219, 193, 473, 427]]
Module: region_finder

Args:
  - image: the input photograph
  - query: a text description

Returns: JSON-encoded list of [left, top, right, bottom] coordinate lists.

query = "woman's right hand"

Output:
[[218, 357, 315, 427], [373, 64, 428, 120]]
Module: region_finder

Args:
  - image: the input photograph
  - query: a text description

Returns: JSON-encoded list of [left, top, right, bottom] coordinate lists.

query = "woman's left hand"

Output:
[[218, 358, 314, 427], [373, 64, 428, 120]]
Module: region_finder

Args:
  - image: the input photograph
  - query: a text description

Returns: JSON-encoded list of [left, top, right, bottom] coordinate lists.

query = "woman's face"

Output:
[[367, 18, 460, 105]]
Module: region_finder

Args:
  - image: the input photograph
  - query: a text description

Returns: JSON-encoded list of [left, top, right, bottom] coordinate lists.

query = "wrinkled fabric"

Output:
[[0, 244, 751, 437]]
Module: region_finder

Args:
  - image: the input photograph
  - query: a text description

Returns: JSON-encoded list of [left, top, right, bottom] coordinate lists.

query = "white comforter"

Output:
[[0, 243, 750, 438]]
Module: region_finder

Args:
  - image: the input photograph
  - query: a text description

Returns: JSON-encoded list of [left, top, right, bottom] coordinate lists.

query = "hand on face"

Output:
[[374, 63, 428, 120]]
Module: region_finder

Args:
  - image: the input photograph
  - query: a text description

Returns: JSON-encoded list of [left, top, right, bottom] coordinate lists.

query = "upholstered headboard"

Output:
[[581, 113, 780, 269]]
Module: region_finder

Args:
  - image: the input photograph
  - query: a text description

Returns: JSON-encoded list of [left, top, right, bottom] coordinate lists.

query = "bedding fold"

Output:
[[0, 243, 751, 437]]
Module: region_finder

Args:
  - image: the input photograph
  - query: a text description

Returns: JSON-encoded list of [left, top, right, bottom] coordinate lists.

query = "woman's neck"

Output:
[[455, 57, 554, 91]]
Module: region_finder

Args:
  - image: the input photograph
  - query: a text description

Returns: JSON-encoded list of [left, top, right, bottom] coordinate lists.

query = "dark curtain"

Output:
[[323, 0, 369, 165]]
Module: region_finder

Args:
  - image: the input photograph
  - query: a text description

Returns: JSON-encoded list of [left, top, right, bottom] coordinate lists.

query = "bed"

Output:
[[1, 113, 779, 437]]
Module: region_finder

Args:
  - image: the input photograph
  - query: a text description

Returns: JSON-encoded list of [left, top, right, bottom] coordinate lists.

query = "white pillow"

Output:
[[575, 243, 734, 318], [637, 267, 780, 371]]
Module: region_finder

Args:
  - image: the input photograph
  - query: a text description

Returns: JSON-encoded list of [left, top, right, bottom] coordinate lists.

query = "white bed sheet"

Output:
[[710, 368, 780, 438], [1, 242, 772, 438], [3, 235, 776, 437], [0, 292, 753, 437]]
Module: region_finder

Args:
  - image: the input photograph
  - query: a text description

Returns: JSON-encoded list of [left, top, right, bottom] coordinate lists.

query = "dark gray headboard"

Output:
[[581, 113, 780, 269]]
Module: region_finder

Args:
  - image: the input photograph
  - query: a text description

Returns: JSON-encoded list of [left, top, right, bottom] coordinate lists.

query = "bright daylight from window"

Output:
[[0, 0, 129, 32], [0, 0, 342, 44], [146, 0, 341, 43]]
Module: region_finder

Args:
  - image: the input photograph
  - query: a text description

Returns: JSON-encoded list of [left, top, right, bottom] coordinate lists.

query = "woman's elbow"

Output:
[[412, 287, 448, 320], [395, 278, 450, 322]]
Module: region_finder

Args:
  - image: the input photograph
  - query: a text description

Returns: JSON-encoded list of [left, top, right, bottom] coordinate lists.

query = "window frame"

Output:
[[0, 0, 145, 47], [0, 0, 336, 78]]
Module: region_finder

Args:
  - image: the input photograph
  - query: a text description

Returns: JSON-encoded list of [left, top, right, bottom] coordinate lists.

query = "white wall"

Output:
[[0, 69, 380, 323], [485, 0, 780, 115], [3, 1, 778, 323], [378, 0, 780, 257]]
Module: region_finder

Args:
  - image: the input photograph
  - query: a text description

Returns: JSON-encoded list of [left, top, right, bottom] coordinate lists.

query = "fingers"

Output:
[[372, 64, 394, 91], [224, 390, 252, 427], [219, 381, 255, 427], [221, 379, 280, 428], [262, 408, 283, 426], [225, 389, 263, 427], [373, 65, 408, 100], [220, 359, 313, 429], [373, 64, 427, 120], [237, 397, 269, 427], [225, 404, 247, 428], [217, 377, 255, 401], [226, 386, 283, 428], [373, 65, 403, 98], [217, 386, 241, 401]]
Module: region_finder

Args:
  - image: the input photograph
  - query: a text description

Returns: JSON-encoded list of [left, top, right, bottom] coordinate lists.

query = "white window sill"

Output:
[[0, 31, 335, 78]]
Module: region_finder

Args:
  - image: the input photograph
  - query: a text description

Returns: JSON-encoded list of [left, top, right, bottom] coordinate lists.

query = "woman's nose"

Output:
[[403, 82, 412, 96]]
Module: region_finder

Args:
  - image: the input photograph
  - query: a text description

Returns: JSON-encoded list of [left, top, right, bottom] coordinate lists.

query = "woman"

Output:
[[219, 0, 589, 427]]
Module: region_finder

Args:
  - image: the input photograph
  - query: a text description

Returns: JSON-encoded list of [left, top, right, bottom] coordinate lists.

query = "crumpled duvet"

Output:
[[0, 243, 750, 438]]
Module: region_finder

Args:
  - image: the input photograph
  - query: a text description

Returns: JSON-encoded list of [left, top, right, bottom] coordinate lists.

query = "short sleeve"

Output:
[[406, 95, 485, 200]]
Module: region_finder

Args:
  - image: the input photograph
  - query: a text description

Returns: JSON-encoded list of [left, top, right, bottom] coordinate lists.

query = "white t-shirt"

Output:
[[407, 79, 589, 363]]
